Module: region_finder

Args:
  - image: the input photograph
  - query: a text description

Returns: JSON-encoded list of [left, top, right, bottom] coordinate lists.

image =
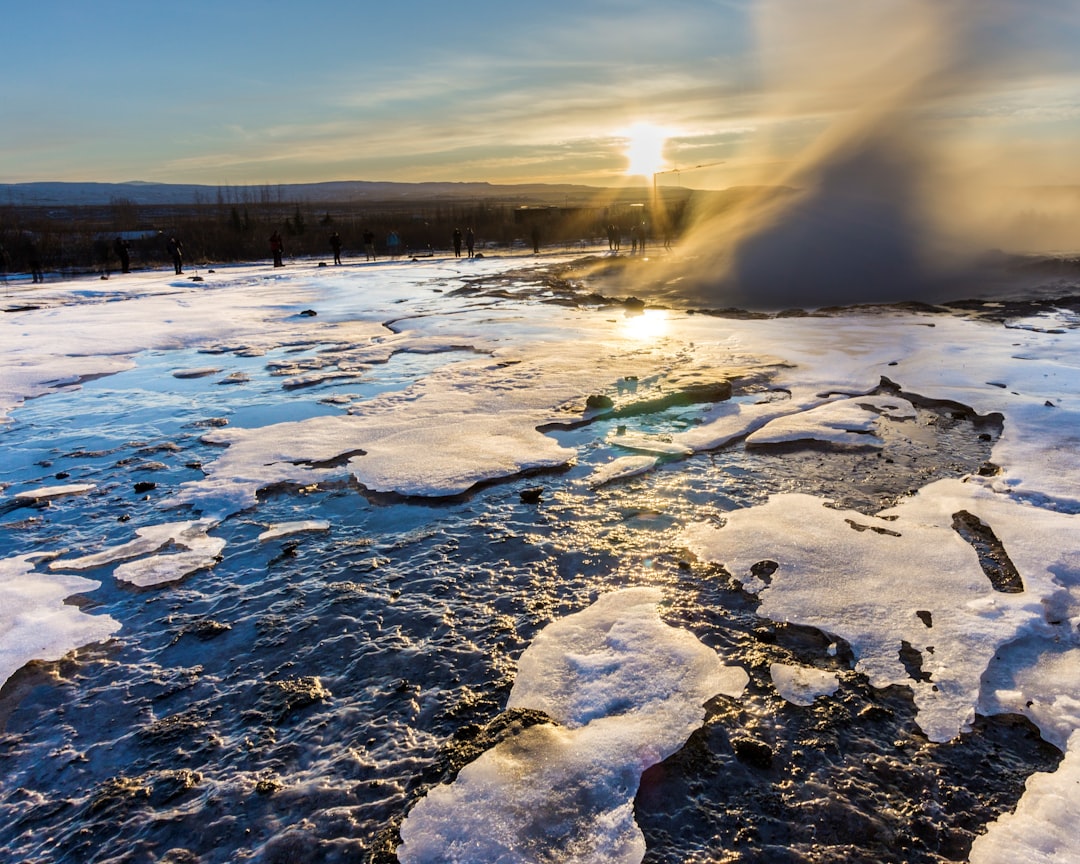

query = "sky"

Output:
[[2, 0, 1079, 189]]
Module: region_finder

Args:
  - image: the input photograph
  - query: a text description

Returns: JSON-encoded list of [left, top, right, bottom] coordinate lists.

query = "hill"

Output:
[[0, 180, 653, 209]]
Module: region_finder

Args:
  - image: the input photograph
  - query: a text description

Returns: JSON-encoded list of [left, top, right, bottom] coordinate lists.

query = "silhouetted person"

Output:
[[94, 236, 110, 278], [114, 236, 130, 273], [329, 231, 342, 265], [387, 230, 401, 259], [0, 242, 9, 281], [363, 229, 376, 260], [452, 228, 462, 258], [166, 236, 183, 274], [26, 237, 44, 282], [607, 223, 617, 251], [466, 228, 475, 258], [531, 225, 540, 254], [269, 231, 284, 267]]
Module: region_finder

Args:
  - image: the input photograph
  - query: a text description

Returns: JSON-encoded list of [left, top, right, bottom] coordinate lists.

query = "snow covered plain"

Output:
[[1, 250, 1079, 862]]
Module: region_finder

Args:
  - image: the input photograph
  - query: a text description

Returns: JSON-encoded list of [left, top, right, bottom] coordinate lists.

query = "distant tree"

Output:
[[286, 204, 306, 236]]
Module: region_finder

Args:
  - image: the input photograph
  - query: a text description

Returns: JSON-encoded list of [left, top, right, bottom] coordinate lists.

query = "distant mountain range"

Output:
[[0, 180, 652, 208]]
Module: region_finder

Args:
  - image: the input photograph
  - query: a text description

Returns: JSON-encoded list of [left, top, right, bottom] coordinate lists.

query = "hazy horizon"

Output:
[[3, 1, 1078, 193]]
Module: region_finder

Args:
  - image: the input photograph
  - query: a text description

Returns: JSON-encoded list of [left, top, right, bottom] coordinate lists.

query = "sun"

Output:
[[623, 122, 668, 177]]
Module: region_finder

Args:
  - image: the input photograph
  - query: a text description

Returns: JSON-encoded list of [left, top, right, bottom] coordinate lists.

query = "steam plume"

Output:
[[657, 0, 1080, 310]]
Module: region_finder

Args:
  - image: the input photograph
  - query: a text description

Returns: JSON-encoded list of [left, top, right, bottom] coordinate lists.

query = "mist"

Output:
[[656, 0, 1080, 310]]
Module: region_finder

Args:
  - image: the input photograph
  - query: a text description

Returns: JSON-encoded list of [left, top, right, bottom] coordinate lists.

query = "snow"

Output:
[[680, 478, 1079, 744], [3, 255, 1080, 860], [397, 588, 748, 863]]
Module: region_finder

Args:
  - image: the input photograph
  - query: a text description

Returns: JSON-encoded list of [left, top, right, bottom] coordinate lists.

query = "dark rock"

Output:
[[585, 394, 615, 410], [133, 481, 156, 493], [257, 676, 332, 723], [300, 309, 317, 317], [731, 736, 774, 770], [520, 487, 544, 504]]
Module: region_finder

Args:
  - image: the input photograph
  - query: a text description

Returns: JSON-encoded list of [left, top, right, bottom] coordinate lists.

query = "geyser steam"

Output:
[[660, 0, 1080, 310]]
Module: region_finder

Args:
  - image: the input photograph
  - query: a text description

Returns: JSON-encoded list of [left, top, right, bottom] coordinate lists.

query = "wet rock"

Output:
[[300, 309, 317, 316], [139, 710, 208, 745], [585, 394, 614, 410], [133, 481, 156, 494], [519, 486, 544, 504], [951, 510, 1024, 593], [732, 736, 774, 770], [150, 769, 204, 804], [423, 708, 555, 790], [160, 850, 200, 864], [89, 775, 152, 814], [255, 775, 285, 795], [258, 676, 332, 723]]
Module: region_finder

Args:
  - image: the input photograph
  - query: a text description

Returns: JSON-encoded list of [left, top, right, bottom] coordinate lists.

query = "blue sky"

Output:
[[2, 0, 1078, 189]]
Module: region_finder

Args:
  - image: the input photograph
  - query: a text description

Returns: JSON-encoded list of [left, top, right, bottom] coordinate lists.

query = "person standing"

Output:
[[93, 236, 110, 278], [269, 231, 284, 267], [166, 236, 183, 274], [114, 236, 131, 273], [465, 228, 475, 258], [329, 231, 342, 265], [26, 237, 44, 283], [363, 229, 376, 260], [387, 230, 401, 259], [452, 228, 462, 258]]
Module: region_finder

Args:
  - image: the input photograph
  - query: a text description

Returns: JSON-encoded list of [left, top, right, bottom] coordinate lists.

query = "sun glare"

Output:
[[620, 309, 670, 341], [623, 123, 668, 177]]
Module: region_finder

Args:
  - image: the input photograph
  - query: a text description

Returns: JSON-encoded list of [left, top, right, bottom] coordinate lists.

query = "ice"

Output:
[[50, 520, 224, 587], [680, 478, 1080, 743], [171, 366, 221, 379], [587, 455, 657, 488], [770, 662, 840, 706], [607, 431, 694, 457], [12, 483, 96, 501], [745, 394, 916, 447], [0, 555, 121, 686], [397, 588, 748, 863], [257, 520, 331, 541]]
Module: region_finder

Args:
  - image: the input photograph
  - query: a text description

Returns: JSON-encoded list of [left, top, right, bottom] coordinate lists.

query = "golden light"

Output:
[[623, 122, 668, 177], [620, 308, 670, 341]]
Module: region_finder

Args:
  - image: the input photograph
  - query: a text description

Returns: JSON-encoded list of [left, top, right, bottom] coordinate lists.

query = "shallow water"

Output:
[[0, 265, 1064, 864]]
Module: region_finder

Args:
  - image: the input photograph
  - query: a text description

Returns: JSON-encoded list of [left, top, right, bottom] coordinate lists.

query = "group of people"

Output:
[[451, 227, 476, 258], [6, 224, 504, 285], [607, 222, 648, 253]]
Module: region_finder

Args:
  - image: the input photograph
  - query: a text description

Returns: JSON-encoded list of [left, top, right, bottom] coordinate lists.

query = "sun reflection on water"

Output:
[[620, 308, 670, 341]]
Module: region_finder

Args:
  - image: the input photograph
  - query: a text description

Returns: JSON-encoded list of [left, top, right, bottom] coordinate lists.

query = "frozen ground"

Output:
[[1, 250, 1079, 862]]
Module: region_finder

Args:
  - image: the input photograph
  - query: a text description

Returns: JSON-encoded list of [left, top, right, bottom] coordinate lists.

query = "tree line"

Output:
[[0, 193, 690, 277]]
